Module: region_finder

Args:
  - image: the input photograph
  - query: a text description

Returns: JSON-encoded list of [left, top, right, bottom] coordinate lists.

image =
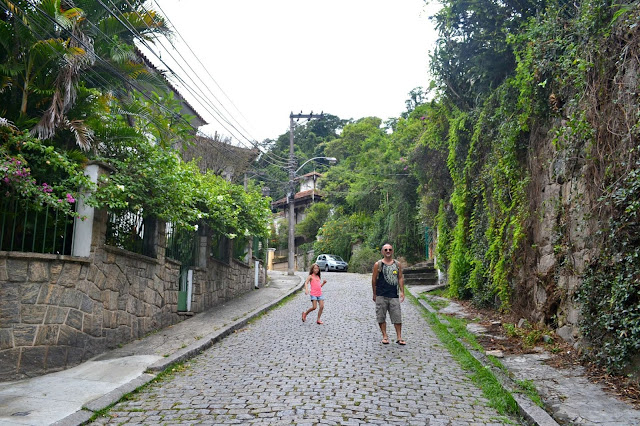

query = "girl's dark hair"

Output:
[[309, 263, 321, 278]]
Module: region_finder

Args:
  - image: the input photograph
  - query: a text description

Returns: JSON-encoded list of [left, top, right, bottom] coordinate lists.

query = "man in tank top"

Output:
[[371, 243, 405, 345]]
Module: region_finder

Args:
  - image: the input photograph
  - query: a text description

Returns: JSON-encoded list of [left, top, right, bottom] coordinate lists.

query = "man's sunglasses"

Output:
[[383, 248, 393, 252]]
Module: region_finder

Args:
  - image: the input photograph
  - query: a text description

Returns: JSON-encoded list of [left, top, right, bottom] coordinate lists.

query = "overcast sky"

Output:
[[149, 0, 440, 145]]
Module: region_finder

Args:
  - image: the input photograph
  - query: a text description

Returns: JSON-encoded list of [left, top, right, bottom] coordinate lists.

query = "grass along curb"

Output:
[[407, 290, 521, 421]]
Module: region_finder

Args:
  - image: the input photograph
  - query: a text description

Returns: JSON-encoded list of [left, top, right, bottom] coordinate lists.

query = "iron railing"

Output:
[[166, 224, 199, 266], [210, 233, 230, 263], [0, 197, 74, 255], [105, 210, 149, 256]]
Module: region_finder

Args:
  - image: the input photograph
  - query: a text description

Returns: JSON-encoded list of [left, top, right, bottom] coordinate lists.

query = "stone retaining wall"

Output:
[[0, 216, 262, 382]]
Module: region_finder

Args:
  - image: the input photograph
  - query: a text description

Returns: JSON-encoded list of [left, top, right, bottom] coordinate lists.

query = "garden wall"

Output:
[[0, 208, 262, 381]]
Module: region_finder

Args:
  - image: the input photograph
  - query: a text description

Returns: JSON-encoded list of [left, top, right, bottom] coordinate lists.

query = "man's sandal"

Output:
[[396, 340, 406, 345], [381, 338, 390, 344]]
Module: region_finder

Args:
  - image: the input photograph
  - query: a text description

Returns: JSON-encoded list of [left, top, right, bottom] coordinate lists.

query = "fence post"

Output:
[[72, 163, 100, 257]]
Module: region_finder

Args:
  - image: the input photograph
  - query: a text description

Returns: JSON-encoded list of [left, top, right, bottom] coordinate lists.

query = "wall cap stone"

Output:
[[0, 251, 90, 265], [103, 245, 159, 265]]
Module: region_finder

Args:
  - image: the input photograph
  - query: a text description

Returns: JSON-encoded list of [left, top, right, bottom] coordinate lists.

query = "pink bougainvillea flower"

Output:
[[66, 193, 75, 203]]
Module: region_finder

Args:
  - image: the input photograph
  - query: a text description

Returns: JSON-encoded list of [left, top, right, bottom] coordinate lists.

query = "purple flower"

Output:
[[66, 193, 75, 204]]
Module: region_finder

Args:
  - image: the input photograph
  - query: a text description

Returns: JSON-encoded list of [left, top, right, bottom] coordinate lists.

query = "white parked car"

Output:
[[315, 254, 348, 272]]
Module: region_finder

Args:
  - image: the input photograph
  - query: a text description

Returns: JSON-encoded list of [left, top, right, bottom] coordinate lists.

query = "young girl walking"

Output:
[[302, 263, 327, 324]]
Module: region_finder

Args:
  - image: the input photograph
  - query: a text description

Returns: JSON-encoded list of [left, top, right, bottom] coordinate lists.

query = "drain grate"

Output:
[[11, 411, 31, 416]]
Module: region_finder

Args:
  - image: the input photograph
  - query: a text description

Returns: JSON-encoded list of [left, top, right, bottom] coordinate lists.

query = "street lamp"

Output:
[[287, 156, 337, 276]]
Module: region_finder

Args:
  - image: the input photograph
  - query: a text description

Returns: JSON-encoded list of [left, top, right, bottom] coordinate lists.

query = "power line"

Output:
[[106, 0, 289, 167], [11, 0, 260, 168]]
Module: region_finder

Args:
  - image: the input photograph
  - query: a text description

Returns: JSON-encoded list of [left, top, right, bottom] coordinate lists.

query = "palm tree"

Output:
[[0, 0, 171, 150]]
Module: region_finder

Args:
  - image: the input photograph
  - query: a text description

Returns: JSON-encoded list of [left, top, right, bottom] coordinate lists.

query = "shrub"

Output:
[[348, 246, 381, 274]]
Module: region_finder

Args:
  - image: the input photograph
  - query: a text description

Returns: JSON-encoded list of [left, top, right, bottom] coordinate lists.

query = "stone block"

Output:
[[116, 310, 129, 326], [0, 348, 19, 378], [104, 328, 117, 348], [37, 284, 63, 305], [44, 306, 68, 324], [0, 282, 19, 325], [84, 336, 105, 360], [34, 324, 58, 345], [59, 288, 82, 308], [0, 328, 13, 350], [104, 265, 121, 290], [87, 263, 98, 282], [20, 304, 47, 324], [0, 257, 7, 280], [114, 292, 125, 311], [66, 309, 83, 330], [46, 345, 68, 370], [104, 290, 118, 311], [93, 268, 107, 290], [19, 346, 47, 376], [83, 314, 102, 337], [57, 324, 79, 346], [57, 262, 82, 287], [49, 262, 62, 282], [6, 258, 28, 282], [102, 310, 116, 329], [28, 261, 49, 282], [79, 263, 89, 280], [67, 346, 84, 365], [80, 293, 94, 313], [13, 324, 37, 346], [19, 282, 42, 304]]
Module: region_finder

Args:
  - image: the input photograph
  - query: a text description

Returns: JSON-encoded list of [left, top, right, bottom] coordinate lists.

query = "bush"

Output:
[[348, 246, 381, 274]]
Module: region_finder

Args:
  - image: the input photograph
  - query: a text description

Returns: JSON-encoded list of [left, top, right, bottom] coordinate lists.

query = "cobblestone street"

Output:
[[90, 272, 516, 425]]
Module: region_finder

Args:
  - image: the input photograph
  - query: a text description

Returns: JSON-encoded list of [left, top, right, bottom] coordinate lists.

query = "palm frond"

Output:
[[63, 118, 93, 151], [0, 117, 18, 130]]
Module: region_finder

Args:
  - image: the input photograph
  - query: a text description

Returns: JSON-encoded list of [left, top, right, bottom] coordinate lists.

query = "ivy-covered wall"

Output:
[[427, 0, 640, 377]]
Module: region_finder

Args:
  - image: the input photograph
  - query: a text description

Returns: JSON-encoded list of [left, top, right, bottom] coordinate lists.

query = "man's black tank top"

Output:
[[376, 260, 399, 298]]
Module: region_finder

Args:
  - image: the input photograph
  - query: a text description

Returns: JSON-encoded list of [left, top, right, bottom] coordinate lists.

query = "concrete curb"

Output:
[[54, 277, 304, 426], [407, 287, 559, 426]]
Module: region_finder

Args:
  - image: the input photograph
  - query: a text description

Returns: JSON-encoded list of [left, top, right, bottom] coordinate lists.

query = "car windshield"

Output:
[[328, 255, 344, 262]]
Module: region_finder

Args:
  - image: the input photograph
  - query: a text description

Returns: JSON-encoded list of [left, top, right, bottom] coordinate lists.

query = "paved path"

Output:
[[90, 272, 517, 425]]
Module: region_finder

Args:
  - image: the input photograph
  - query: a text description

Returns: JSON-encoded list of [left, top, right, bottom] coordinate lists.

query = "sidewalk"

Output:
[[406, 284, 640, 426], [0, 271, 303, 426]]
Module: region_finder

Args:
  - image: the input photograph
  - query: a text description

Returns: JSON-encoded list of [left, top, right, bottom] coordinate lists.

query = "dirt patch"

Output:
[[446, 299, 640, 408]]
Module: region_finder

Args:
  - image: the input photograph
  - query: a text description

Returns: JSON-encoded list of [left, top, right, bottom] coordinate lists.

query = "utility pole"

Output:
[[287, 111, 322, 276]]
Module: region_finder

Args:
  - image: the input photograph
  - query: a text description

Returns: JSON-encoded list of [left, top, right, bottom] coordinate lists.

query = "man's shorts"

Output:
[[376, 296, 402, 324]]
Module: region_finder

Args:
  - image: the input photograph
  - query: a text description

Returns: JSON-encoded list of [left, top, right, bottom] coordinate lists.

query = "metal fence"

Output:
[[0, 197, 74, 255], [210, 232, 230, 263], [166, 223, 199, 266], [105, 210, 149, 256]]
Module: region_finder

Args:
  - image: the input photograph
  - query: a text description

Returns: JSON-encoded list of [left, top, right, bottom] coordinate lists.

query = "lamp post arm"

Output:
[[295, 157, 337, 175]]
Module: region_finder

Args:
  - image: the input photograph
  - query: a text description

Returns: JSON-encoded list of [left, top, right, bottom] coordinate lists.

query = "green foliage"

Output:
[[295, 202, 330, 241], [578, 148, 640, 375], [0, 127, 92, 217], [313, 212, 372, 262], [348, 246, 381, 274]]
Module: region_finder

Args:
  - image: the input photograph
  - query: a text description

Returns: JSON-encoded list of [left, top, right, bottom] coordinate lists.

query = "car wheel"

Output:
[[325, 265, 329, 272]]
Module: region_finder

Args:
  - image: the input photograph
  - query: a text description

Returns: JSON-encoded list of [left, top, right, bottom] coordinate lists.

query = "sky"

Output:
[[148, 0, 440, 145]]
